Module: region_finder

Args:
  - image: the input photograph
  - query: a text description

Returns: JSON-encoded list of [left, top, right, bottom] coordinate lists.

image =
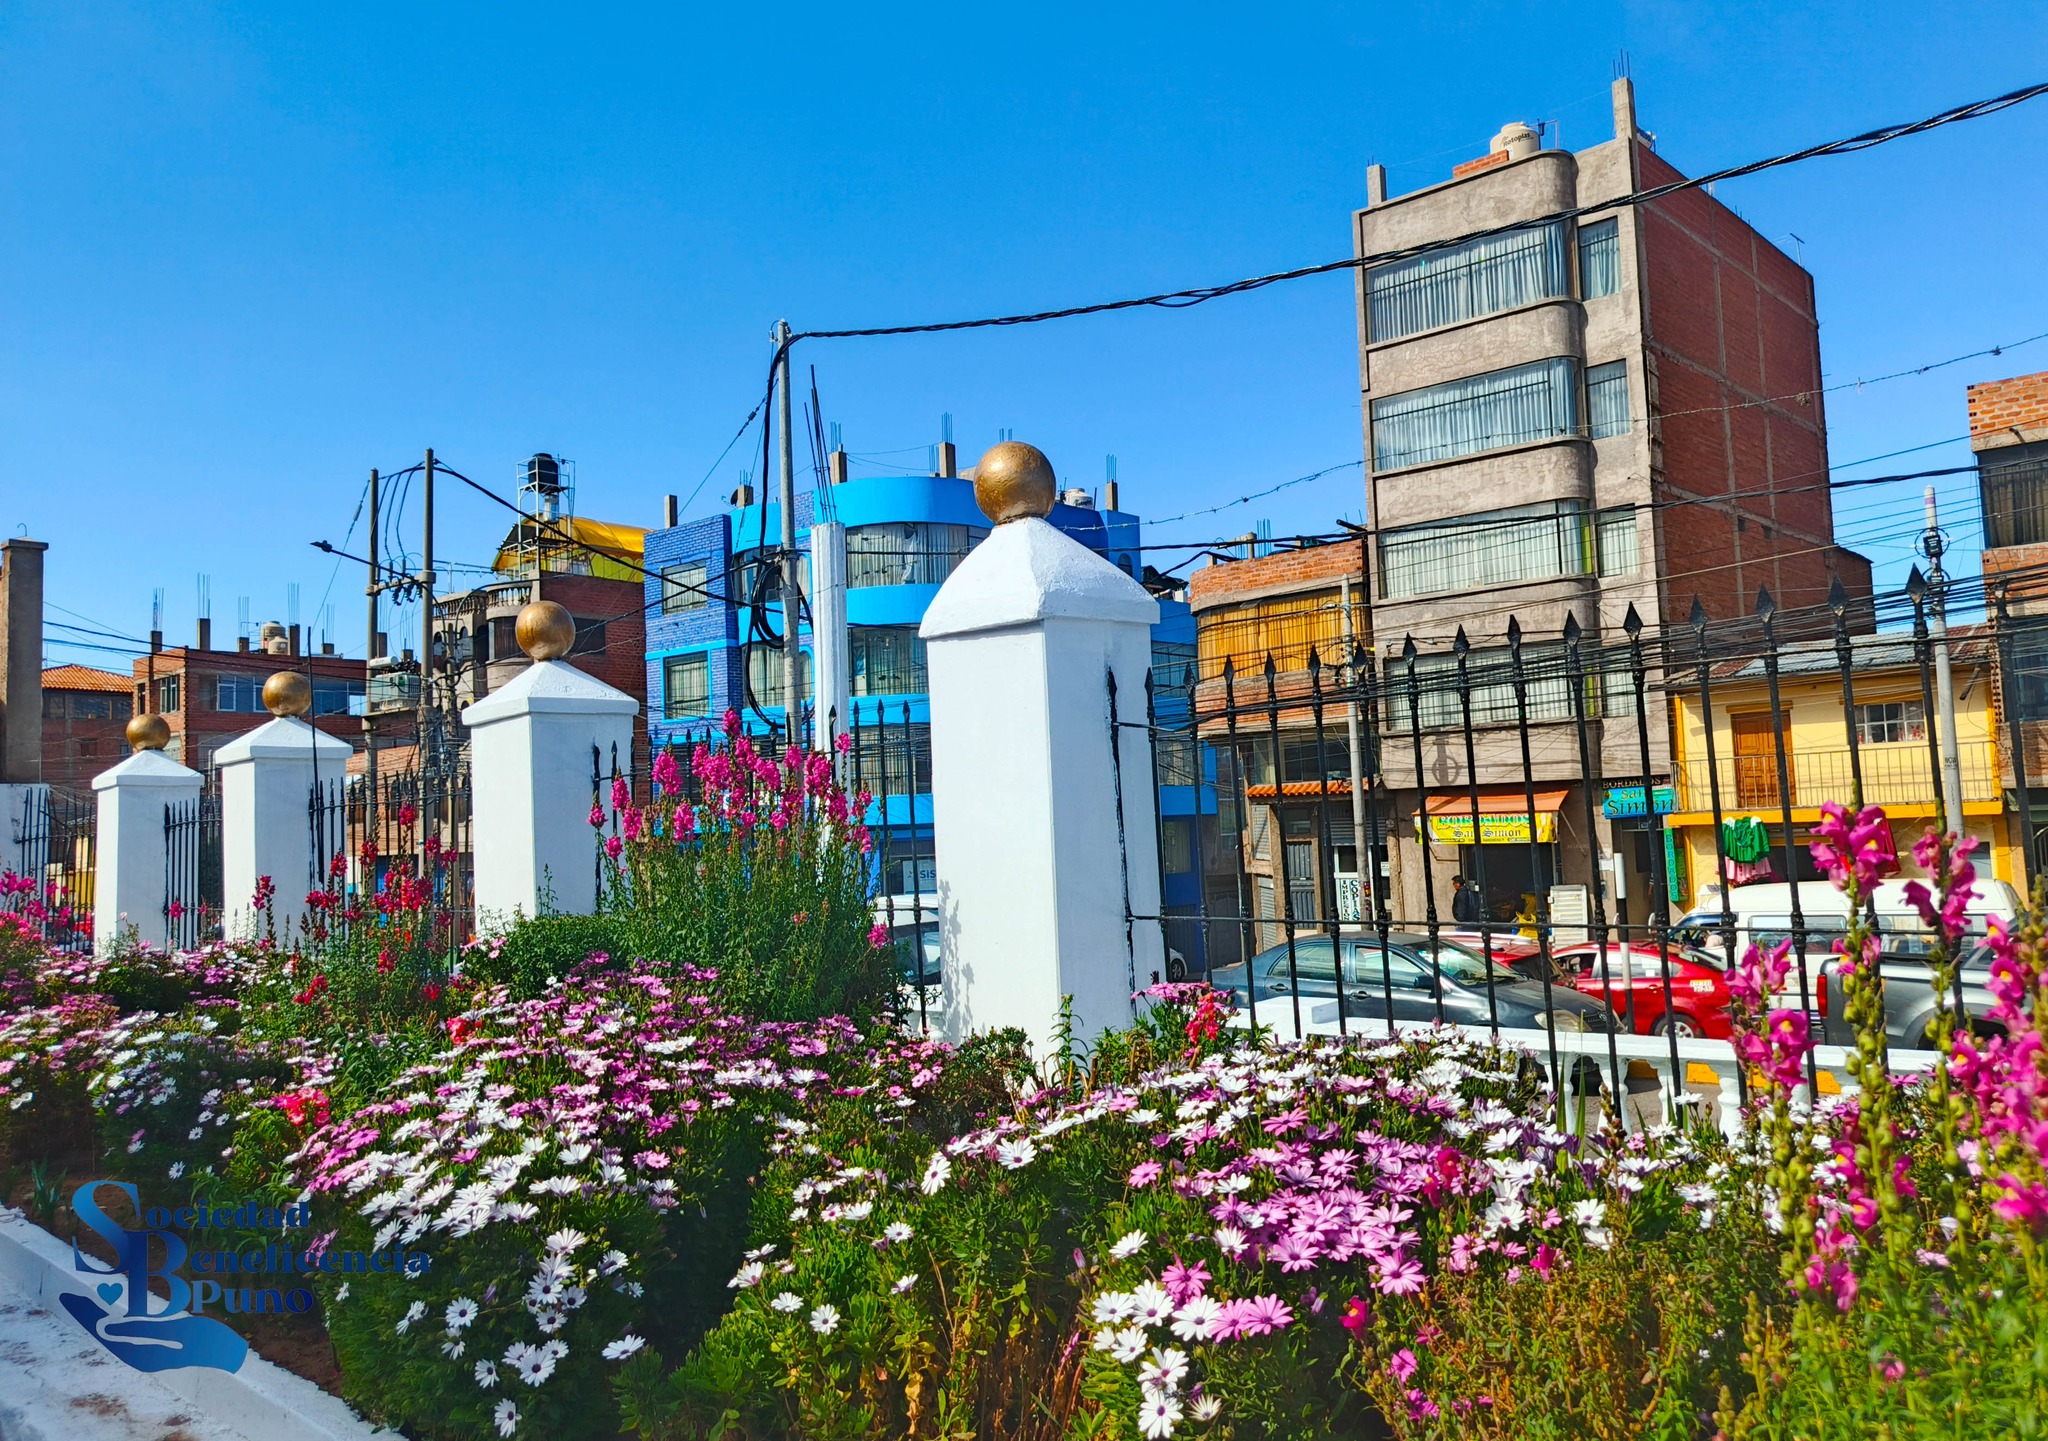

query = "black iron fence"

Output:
[[4, 787, 95, 950], [1115, 576, 2041, 1129], [304, 761, 475, 959], [164, 781, 222, 950]]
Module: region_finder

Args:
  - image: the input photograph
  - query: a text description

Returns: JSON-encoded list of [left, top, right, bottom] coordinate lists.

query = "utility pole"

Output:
[[1340, 575, 1369, 927], [1926, 486, 1965, 836], [365, 468, 381, 803], [774, 321, 803, 746]]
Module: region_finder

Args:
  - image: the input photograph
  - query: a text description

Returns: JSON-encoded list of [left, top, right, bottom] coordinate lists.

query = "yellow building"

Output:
[[1666, 626, 2021, 908]]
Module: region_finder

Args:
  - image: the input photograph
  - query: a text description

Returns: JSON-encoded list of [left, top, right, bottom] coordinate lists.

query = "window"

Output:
[[1379, 501, 1589, 600], [848, 721, 932, 795], [728, 547, 782, 605], [1586, 360, 1630, 439], [1385, 640, 1577, 731], [1366, 223, 1569, 343], [661, 561, 709, 614], [844, 522, 988, 589], [156, 676, 181, 713], [311, 679, 363, 717], [42, 693, 65, 718], [1371, 358, 1580, 472], [1151, 641, 1197, 693], [1596, 506, 1640, 577], [70, 694, 118, 720], [663, 653, 711, 719], [488, 616, 519, 662], [1579, 218, 1620, 298], [570, 617, 606, 656], [746, 646, 814, 710], [1854, 701, 1926, 745], [1161, 819, 1195, 875], [849, 626, 927, 696], [78, 737, 99, 758], [216, 675, 263, 713]]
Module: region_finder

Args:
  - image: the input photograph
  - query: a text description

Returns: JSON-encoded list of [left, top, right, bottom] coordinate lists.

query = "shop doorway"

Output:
[[1460, 844, 1557, 929]]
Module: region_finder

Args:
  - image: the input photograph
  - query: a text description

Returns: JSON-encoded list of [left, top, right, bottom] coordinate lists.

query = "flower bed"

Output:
[[1, 796, 2043, 1439]]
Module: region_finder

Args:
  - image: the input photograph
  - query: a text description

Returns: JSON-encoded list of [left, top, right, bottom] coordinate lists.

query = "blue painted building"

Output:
[[641, 468, 1219, 965]]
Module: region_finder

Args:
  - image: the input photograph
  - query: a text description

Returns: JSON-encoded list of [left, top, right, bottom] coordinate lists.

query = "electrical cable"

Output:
[[772, 81, 2048, 353]]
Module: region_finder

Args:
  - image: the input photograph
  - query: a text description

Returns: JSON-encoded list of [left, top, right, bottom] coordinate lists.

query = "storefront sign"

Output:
[[1602, 785, 1675, 818], [1426, 810, 1557, 845]]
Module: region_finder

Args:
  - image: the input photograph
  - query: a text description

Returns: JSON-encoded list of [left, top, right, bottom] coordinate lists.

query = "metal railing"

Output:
[[1111, 574, 2045, 1135]]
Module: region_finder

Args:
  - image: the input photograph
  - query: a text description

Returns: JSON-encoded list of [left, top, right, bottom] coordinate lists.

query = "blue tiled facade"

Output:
[[641, 473, 1218, 961]]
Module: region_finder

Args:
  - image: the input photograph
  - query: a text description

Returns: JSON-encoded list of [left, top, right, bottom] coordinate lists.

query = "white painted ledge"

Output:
[[0, 1210, 399, 1441]]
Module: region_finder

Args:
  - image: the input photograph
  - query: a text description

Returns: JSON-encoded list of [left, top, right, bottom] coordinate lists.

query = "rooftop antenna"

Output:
[[151, 588, 164, 633], [237, 595, 251, 643]]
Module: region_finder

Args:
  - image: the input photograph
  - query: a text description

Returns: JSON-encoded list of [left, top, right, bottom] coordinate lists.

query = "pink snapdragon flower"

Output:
[[1808, 802, 1896, 894]]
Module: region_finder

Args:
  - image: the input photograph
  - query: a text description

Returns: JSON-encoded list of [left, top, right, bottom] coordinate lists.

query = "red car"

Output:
[[1549, 942, 1732, 1039]]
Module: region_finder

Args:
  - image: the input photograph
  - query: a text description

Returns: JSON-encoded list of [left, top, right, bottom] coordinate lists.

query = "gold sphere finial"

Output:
[[973, 441, 1057, 525], [517, 600, 576, 661], [263, 671, 312, 718], [126, 713, 171, 753]]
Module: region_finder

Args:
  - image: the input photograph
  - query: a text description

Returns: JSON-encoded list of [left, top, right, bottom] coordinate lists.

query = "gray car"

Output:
[[1814, 922, 2006, 1050], [1210, 933, 1617, 1034]]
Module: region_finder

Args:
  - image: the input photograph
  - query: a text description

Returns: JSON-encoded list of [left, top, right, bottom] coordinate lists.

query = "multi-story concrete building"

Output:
[[39, 664, 134, 802], [641, 446, 1221, 962], [1352, 78, 1871, 925]]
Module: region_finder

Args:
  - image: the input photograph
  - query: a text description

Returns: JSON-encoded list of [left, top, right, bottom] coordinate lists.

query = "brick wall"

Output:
[[130, 649, 388, 772], [1188, 541, 1367, 610], [1969, 370, 2048, 443], [1637, 145, 1869, 624]]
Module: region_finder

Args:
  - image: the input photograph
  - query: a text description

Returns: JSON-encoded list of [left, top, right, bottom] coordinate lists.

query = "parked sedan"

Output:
[[1209, 933, 1617, 1034], [1550, 942, 1733, 1039]]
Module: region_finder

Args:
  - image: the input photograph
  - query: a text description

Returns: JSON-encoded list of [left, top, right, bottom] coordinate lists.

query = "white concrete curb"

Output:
[[0, 1209, 401, 1441]]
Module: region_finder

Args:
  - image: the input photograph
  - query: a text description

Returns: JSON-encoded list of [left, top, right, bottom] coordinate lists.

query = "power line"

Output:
[[776, 80, 2048, 352]]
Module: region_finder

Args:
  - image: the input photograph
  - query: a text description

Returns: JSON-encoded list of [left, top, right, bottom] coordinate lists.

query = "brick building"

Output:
[[1190, 539, 1373, 948], [128, 635, 370, 774], [1350, 78, 1871, 924], [1970, 370, 2048, 842], [39, 664, 133, 801]]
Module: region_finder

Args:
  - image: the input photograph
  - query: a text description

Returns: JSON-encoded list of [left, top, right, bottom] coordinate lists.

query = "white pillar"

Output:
[[463, 603, 637, 929], [920, 443, 1164, 1057], [216, 706, 353, 939], [809, 520, 850, 752], [92, 737, 201, 953]]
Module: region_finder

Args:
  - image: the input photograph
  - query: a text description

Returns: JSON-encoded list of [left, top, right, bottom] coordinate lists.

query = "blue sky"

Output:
[[5, 1, 2045, 665]]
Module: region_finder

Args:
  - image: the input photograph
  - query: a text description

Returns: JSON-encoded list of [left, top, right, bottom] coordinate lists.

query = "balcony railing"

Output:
[[1673, 740, 2002, 813]]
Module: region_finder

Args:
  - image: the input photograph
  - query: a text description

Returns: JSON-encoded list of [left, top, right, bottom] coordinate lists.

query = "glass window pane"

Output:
[[1586, 360, 1630, 440], [1579, 218, 1620, 298], [1379, 502, 1588, 601], [1596, 507, 1639, 578], [663, 654, 710, 719], [1367, 223, 1569, 343], [662, 562, 709, 613], [849, 625, 928, 696], [1371, 358, 1580, 472]]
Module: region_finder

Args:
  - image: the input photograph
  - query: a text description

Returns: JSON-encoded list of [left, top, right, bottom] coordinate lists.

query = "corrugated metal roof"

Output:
[[492, 516, 648, 573], [42, 664, 133, 693], [1712, 624, 1989, 682]]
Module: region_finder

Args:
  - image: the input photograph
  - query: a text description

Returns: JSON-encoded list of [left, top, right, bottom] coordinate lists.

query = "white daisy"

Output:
[[474, 1359, 499, 1389], [769, 1291, 803, 1313], [445, 1297, 479, 1332], [882, 1221, 914, 1244], [920, 1153, 952, 1194], [996, 1138, 1037, 1170], [891, 1273, 918, 1294], [1170, 1296, 1223, 1342], [1111, 1326, 1150, 1364], [809, 1303, 841, 1335], [544, 1227, 587, 1255], [1140, 1347, 1189, 1395], [1138, 1390, 1183, 1437], [492, 1398, 519, 1437], [1130, 1282, 1173, 1326], [729, 1261, 765, 1289], [602, 1334, 645, 1361], [1108, 1229, 1148, 1260], [395, 1300, 427, 1334]]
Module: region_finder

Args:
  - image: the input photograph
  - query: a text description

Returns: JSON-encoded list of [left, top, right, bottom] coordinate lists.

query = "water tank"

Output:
[[526, 453, 563, 495]]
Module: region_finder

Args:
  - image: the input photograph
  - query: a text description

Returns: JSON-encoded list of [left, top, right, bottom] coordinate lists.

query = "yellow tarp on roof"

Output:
[[493, 516, 648, 580]]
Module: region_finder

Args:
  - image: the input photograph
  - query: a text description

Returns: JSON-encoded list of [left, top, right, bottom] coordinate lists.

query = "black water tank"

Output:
[[526, 453, 562, 494]]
